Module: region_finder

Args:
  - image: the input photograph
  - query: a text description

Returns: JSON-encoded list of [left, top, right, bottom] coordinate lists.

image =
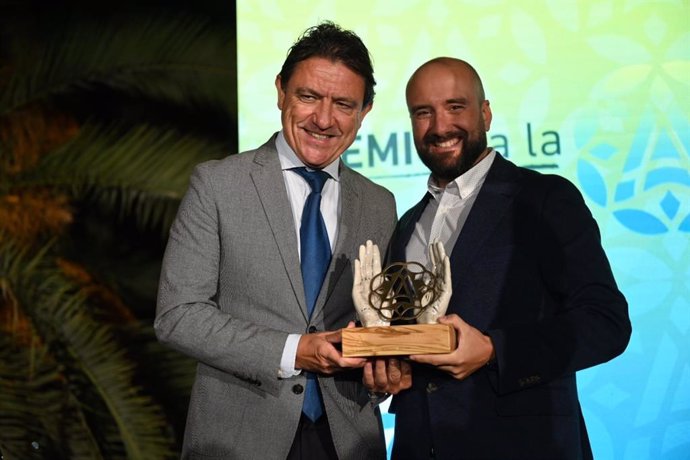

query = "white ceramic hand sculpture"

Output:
[[352, 240, 391, 327], [416, 241, 452, 324]]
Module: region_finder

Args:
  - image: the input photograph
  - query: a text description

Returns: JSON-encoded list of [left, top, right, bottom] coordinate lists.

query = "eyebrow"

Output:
[[409, 97, 471, 113], [295, 86, 321, 97], [295, 86, 359, 105], [408, 103, 430, 114]]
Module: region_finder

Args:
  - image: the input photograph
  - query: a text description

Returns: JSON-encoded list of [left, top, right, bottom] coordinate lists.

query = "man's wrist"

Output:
[[484, 334, 496, 367]]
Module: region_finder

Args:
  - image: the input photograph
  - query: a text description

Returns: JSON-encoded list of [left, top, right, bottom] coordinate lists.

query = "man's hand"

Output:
[[296, 324, 367, 374], [409, 314, 494, 380], [363, 357, 412, 395]]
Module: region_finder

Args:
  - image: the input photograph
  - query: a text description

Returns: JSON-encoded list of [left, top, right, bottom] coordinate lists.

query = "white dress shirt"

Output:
[[406, 150, 496, 266]]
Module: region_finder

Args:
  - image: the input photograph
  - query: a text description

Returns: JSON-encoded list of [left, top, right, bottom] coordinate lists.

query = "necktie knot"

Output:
[[293, 167, 330, 194]]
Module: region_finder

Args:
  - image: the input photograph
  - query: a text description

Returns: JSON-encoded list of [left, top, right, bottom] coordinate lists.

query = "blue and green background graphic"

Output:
[[238, 2, 690, 458]]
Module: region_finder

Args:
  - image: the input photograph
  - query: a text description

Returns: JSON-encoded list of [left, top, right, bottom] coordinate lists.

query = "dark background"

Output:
[[1, 1, 239, 458]]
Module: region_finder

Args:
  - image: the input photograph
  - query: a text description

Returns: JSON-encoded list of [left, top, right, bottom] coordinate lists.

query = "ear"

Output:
[[275, 75, 285, 110], [357, 102, 373, 125], [481, 100, 492, 131]]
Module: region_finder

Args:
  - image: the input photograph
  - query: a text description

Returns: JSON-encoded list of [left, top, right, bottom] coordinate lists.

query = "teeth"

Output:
[[436, 138, 459, 148], [309, 132, 330, 140]]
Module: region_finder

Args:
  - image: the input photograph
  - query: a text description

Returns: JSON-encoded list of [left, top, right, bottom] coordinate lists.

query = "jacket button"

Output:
[[426, 383, 438, 394], [307, 326, 317, 333], [292, 384, 304, 394]]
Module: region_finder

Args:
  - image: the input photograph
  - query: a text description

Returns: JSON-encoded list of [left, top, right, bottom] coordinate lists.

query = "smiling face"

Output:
[[276, 57, 372, 169], [406, 59, 492, 187]]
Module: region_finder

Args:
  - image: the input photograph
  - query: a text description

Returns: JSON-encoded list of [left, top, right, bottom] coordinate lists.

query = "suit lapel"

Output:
[[390, 193, 431, 262], [311, 163, 361, 320], [449, 154, 522, 291], [250, 144, 363, 323], [250, 137, 309, 321]]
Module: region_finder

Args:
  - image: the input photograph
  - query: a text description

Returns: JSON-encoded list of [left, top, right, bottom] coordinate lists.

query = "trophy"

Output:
[[341, 240, 457, 357]]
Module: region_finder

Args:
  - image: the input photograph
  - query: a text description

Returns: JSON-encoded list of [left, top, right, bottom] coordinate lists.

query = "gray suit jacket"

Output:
[[155, 134, 397, 459]]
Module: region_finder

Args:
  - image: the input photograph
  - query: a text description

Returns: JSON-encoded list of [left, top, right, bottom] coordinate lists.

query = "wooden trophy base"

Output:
[[341, 323, 457, 357]]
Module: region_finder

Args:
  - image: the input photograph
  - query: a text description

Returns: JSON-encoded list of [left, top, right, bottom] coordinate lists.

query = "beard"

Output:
[[417, 128, 488, 184]]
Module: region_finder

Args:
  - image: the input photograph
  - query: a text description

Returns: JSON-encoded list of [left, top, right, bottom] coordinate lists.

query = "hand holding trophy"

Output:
[[343, 240, 456, 356]]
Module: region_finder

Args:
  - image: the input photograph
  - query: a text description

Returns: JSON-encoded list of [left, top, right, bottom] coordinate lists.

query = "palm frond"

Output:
[[125, 324, 196, 436], [1, 5, 237, 455], [0, 244, 104, 460], [12, 122, 227, 234], [1, 239, 176, 459], [0, 333, 58, 460], [0, 11, 235, 115], [0, 333, 110, 460]]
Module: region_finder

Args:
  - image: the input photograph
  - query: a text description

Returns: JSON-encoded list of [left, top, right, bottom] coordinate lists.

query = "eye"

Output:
[[449, 104, 464, 112], [336, 101, 355, 112], [412, 109, 431, 119], [298, 93, 317, 102]]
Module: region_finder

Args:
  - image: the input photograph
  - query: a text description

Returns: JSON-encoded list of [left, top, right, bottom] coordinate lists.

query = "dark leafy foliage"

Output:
[[0, 2, 236, 458]]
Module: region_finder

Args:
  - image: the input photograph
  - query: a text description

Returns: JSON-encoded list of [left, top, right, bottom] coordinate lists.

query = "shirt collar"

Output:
[[276, 131, 341, 181], [426, 148, 496, 200]]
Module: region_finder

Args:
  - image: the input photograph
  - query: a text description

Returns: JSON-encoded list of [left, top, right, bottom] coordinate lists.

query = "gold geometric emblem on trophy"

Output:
[[369, 262, 442, 322], [342, 241, 457, 357]]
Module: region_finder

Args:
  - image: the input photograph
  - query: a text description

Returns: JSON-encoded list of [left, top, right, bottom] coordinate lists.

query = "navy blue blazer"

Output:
[[388, 153, 631, 460]]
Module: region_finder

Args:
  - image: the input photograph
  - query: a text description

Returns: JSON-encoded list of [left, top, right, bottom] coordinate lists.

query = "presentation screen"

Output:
[[237, 2, 689, 458]]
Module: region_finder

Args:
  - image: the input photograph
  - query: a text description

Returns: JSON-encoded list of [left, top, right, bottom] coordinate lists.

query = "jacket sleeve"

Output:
[[487, 175, 631, 394], [154, 163, 288, 395]]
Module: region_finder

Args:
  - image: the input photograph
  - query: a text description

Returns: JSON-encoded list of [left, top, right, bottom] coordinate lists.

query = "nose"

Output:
[[313, 100, 334, 129], [429, 110, 452, 135]]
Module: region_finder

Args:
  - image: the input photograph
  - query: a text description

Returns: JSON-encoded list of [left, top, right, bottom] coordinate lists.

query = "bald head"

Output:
[[406, 57, 486, 110]]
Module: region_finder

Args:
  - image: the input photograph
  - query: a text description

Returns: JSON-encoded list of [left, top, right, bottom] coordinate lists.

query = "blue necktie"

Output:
[[293, 167, 331, 422]]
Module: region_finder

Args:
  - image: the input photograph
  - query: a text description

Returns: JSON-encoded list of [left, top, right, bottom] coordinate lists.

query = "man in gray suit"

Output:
[[155, 22, 397, 459]]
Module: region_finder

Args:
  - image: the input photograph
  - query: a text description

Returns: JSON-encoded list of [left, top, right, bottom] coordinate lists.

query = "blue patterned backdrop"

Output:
[[238, 1, 690, 458]]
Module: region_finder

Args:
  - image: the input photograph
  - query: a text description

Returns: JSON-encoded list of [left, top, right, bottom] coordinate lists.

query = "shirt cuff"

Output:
[[278, 334, 302, 378]]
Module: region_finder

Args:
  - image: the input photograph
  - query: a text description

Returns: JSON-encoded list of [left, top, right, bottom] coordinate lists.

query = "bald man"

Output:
[[382, 57, 631, 459]]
